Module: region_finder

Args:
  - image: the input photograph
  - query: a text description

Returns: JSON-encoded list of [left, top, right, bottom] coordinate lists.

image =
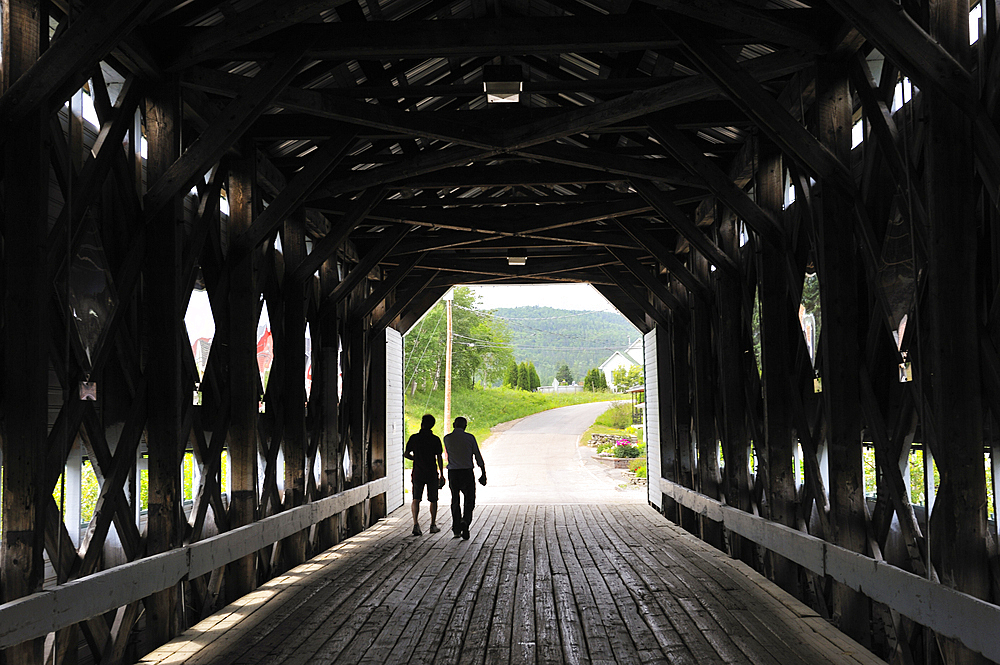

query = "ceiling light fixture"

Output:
[[507, 255, 527, 266], [484, 64, 523, 103]]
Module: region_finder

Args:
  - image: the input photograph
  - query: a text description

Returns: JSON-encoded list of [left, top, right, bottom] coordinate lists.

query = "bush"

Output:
[[628, 458, 647, 478], [614, 439, 641, 458], [595, 402, 632, 430], [596, 441, 616, 455]]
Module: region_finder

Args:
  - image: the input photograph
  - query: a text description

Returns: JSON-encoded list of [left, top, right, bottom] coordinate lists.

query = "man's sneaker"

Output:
[[429, 524, 440, 534], [461, 522, 470, 540], [412, 524, 422, 536], [452, 529, 461, 538]]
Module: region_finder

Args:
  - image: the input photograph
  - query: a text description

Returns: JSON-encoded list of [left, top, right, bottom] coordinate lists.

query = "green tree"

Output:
[[611, 365, 643, 392], [517, 362, 529, 391], [528, 362, 541, 390], [504, 359, 518, 388], [555, 363, 573, 384], [403, 287, 515, 391], [583, 368, 608, 391]]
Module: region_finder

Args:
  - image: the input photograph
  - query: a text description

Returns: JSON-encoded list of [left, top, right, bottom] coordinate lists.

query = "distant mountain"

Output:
[[491, 306, 640, 385]]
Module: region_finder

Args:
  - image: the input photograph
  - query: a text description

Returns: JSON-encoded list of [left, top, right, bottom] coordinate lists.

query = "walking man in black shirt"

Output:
[[403, 414, 444, 535], [443, 416, 487, 540]]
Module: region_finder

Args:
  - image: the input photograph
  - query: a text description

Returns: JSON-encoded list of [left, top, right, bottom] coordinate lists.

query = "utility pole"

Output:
[[443, 289, 454, 437]]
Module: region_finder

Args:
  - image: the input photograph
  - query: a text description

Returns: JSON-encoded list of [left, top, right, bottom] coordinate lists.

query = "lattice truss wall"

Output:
[[643, 8, 1000, 665], [0, 1, 1000, 665], [0, 7, 407, 665]]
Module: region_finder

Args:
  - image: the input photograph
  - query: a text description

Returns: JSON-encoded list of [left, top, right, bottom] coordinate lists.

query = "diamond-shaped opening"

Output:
[[799, 272, 820, 366], [185, 284, 215, 381], [258, 302, 273, 395], [64, 220, 118, 370], [342, 447, 352, 481], [305, 323, 313, 401], [877, 209, 918, 350]]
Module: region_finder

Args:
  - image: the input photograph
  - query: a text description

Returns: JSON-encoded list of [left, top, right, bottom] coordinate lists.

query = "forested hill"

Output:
[[491, 306, 639, 385]]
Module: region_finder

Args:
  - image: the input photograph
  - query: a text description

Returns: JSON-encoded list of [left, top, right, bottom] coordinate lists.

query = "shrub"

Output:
[[599, 402, 631, 429], [628, 458, 647, 478], [614, 439, 641, 458]]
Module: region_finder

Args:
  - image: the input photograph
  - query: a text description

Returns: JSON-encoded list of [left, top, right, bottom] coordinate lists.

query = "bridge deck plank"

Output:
[[139, 503, 884, 665]]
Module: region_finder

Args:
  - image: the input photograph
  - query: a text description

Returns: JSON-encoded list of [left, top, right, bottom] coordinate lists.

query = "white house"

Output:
[[599, 338, 644, 391]]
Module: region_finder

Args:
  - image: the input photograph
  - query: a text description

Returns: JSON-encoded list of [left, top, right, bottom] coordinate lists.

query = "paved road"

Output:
[[471, 401, 646, 505]]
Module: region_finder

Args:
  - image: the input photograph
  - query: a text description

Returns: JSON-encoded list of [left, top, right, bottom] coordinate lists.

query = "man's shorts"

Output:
[[411, 469, 439, 502]]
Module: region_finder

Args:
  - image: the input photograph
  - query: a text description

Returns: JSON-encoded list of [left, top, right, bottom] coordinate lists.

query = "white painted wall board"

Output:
[[386, 328, 404, 512], [644, 329, 661, 508]]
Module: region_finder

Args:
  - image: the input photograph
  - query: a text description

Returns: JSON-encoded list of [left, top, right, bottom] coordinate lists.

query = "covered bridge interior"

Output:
[[1, 0, 999, 663]]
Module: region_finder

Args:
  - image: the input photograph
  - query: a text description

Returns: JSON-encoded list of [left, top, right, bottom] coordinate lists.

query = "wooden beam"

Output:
[[182, 67, 497, 150], [688, 252, 723, 548], [0, 0, 165, 125], [813, 57, 869, 646], [310, 146, 499, 199], [600, 266, 669, 329], [392, 283, 449, 335], [293, 187, 387, 283], [755, 138, 799, 596], [592, 283, 653, 334], [145, 45, 309, 218], [324, 226, 411, 309], [144, 77, 184, 644], [715, 211, 751, 565], [179, 13, 753, 64], [644, 0, 825, 54], [513, 144, 707, 190], [171, 0, 353, 69], [354, 253, 427, 321], [614, 218, 707, 302], [646, 120, 784, 248], [607, 247, 684, 315], [922, 2, 991, 656], [232, 134, 355, 262], [281, 210, 309, 568], [1, 4, 48, 662], [668, 23, 854, 195], [629, 178, 739, 278], [501, 48, 811, 150]]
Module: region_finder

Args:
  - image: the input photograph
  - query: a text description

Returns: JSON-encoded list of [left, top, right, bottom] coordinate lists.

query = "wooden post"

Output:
[[318, 258, 342, 548], [691, 251, 723, 549], [1, 2, 49, 662], [672, 295, 698, 534], [144, 77, 184, 644], [226, 147, 259, 598], [815, 56, 869, 646], [342, 296, 367, 536], [281, 209, 308, 566], [717, 210, 751, 564], [925, 2, 991, 662], [756, 138, 799, 596]]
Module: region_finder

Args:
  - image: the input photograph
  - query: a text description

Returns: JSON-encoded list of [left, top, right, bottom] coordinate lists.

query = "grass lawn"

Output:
[[580, 401, 641, 446], [404, 386, 625, 445]]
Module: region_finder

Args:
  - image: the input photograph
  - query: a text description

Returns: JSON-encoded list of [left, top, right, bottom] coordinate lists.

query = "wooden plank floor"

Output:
[[140, 504, 883, 665]]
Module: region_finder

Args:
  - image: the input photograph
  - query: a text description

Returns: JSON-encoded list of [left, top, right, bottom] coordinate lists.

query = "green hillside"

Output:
[[490, 306, 639, 385]]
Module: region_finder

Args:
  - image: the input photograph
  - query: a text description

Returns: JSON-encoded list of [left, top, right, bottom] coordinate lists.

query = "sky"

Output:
[[468, 283, 616, 312]]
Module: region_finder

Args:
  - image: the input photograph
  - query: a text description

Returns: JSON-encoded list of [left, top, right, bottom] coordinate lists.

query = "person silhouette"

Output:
[[403, 414, 444, 535], [443, 416, 487, 540]]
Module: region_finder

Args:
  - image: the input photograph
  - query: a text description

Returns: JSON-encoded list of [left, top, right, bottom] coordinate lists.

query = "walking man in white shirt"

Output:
[[443, 416, 487, 540]]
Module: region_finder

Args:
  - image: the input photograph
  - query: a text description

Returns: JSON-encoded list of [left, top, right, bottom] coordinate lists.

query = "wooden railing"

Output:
[[0, 477, 391, 650], [658, 478, 1000, 663]]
